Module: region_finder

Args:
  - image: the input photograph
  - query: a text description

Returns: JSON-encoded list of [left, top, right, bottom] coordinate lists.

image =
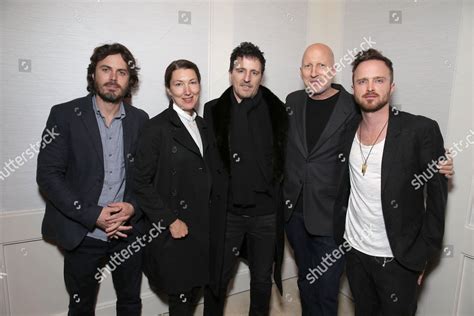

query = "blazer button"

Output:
[[171, 146, 178, 154], [171, 169, 177, 175], [171, 189, 177, 196], [198, 167, 204, 172]]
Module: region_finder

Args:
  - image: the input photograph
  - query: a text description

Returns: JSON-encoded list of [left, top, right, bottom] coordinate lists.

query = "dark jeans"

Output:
[[346, 248, 419, 316], [204, 212, 276, 316], [63, 233, 143, 316], [285, 211, 345, 316], [168, 287, 201, 316]]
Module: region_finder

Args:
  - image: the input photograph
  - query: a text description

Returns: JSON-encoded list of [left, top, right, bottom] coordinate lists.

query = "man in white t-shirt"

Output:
[[334, 48, 448, 316]]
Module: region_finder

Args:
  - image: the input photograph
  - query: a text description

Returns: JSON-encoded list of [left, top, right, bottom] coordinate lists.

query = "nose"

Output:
[[244, 71, 251, 82], [110, 70, 117, 81], [184, 84, 191, 95], [310, 65, 318, 78], [367, 80, 374, 92]]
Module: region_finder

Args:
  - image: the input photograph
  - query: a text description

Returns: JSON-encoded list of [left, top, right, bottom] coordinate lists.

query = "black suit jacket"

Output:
[[334, 107, 448, 271], [134, 104, 212, 293], [37, 94, 149, 250], [283, 84, 358, 235]]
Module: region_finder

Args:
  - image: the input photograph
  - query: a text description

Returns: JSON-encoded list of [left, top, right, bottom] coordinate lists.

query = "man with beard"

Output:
[[203, 42, 288, 316], [37, 43, 148, 316], [334, 48, 448, 315]]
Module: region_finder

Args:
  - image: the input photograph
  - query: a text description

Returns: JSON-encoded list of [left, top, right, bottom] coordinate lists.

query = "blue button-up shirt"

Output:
[[87, 96, 126, 241]]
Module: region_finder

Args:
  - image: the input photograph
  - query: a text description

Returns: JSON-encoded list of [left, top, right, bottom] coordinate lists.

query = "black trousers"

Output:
[[285, 211, 345, 316], [168, 287, 201, 316], [63, 233, 143, 316], [346, 248, 419, 316], [204, 212, 276, 316]]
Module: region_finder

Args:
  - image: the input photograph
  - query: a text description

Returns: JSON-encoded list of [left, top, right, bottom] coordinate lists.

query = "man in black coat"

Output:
[[37, 43, 148, 316], [334, 49, 448, 315], [203, 42, 288, 316], [283, 43, 358, 315]]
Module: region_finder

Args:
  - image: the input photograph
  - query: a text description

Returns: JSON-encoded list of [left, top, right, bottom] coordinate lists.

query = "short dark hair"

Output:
[[351, 48, 394, 83], [86, 43, 140, 95], [164, 59, 201, 88], [229, 42, 266, 73]]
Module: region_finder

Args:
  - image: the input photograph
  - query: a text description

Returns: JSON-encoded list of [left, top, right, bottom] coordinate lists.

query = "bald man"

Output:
[[283, 43, 357, 315]]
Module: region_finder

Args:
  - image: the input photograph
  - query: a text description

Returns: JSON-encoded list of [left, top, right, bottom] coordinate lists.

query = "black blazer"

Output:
[[134, 105, 212, 293], [37, 94, 149, 251], [333, 107, 448, 271], [283, 84, 358, 235]]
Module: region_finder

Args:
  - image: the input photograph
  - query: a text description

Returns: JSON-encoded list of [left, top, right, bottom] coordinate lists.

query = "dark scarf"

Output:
[[229, 90, 264, 205], [211, 86, 288, 184]]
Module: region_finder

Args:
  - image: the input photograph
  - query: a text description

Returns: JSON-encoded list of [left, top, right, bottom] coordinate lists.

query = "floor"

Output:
[[166, 277, 356, 315]]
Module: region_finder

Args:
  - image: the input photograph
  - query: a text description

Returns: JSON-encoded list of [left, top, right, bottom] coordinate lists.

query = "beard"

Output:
[[95, 81, 128, 103], [355, 92, 390, 113]]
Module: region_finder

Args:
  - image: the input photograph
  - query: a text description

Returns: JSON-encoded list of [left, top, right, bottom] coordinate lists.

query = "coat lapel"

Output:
[[196, 117, 208, 156], [310, 86, 353, 156], [294, 92, 308, 157], [122, 104, 133, 171], [78, 94, 103, 163], [381, 107, 402, 192], [169, 108, 202, 157]]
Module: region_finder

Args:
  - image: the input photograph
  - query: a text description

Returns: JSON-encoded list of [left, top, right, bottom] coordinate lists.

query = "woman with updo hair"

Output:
[[134, 59, 211, 316]]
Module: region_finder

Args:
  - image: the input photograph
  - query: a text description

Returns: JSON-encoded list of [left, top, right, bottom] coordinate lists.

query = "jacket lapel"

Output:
[[294, 91, 309, 157], [310, 85, 354, 156], [122, 104, 133, 171], [169, 108, 202, 157], [212, 87, 233, 171], [78, 94, 103, 163], [197, 116, 212, 193], [381, 107, 402, 192]]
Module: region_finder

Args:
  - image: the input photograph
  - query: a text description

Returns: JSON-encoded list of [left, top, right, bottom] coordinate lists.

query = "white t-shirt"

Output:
[[173, 104, 203, 156], [344, 134, 394, 257]]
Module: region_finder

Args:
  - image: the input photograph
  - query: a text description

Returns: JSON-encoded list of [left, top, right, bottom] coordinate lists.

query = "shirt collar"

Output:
[[173, 103, 197, 122], [92, 95, 126, 120]]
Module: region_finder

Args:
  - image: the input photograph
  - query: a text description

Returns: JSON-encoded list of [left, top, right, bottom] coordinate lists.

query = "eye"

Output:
[[318, 63, 326, 69], [252, 71, 259, 76], [236, 69, 244, 73], [118, 70, 128, 76], [356, 79, 367, 85], [302, 64, 312, 70], [375, 78, 385, 84], [101, 67, 109, 73], [190, 80, 199, 85], [174, 82, 183, 87]]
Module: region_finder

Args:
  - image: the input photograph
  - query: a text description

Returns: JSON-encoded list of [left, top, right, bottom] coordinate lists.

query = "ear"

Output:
[[390, 82, 395, 96], [166, 87, 172, 97]]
